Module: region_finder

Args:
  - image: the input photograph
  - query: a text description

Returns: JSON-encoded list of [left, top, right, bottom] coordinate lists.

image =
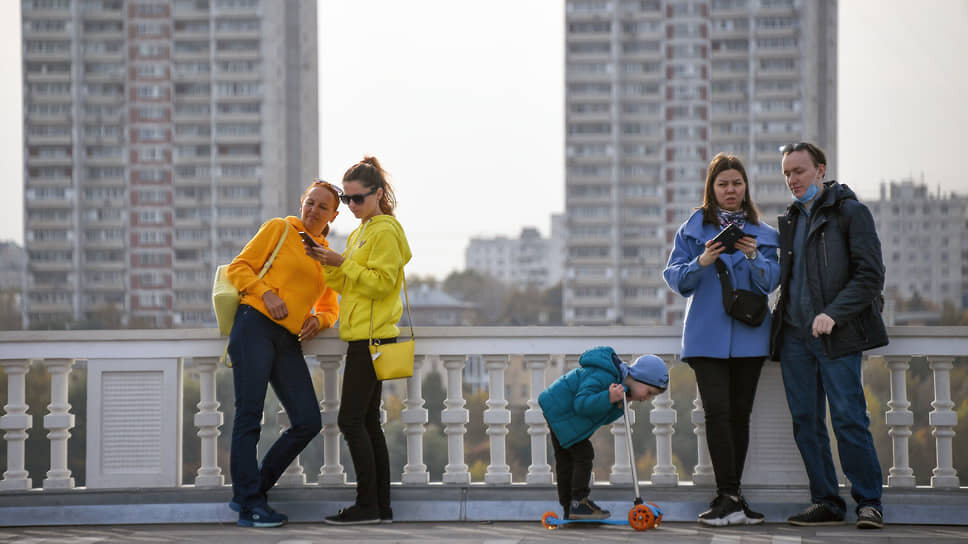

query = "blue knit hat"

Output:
[[620, 354, 669, 391]]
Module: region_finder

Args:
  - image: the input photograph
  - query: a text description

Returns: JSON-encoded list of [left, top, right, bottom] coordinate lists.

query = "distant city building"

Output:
[[464, 215, 565, 289], [0, 242, 26, 291], [870, 180, 968, 311], [563, 0, 837, 325], [399, 284, 476, 327], [21, 0, 319, 328]]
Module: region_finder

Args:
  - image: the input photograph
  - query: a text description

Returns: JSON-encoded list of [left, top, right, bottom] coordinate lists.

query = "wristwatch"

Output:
[[746, 249, 758, 261]]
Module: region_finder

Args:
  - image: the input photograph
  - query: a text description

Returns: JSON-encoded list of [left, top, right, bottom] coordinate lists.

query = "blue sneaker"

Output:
[[229, 500, 241, 512], [238, 504, 287, 528]]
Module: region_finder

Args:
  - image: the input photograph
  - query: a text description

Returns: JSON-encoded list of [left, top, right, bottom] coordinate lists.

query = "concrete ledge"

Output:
[[0, 484, 965, 527]]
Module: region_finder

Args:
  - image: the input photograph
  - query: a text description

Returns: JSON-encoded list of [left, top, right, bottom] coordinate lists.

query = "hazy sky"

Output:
[[2, 0, 967, 278]]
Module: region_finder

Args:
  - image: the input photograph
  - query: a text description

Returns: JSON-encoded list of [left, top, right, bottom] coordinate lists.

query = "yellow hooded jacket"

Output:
[[324, 215, 412, 341], [226, 216, 339, 335]]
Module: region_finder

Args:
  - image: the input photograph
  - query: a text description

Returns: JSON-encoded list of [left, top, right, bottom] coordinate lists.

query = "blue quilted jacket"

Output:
[[538, 346, 625, 448]]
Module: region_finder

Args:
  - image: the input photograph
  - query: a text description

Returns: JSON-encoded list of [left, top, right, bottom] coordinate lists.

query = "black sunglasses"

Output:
[[339, 188, 377, 205], [779, 142, 810, 154]]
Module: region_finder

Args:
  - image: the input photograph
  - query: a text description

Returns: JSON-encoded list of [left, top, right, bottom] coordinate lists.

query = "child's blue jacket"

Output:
[[538, 346, 625, 448]]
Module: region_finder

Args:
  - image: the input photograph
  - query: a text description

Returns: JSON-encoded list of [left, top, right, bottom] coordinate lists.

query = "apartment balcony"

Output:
[[0, 327, 964, 530]]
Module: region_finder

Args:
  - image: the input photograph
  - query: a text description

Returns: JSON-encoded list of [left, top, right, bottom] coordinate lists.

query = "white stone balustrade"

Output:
[[0, 359, 32, 490], [0, 325, 964, 508], [928, 356, 960, 488], [483, 354, 511, 485], [401, 354, 429, 484], [885, 355, 915, 488], [441, 354, 470, 484], [691, 384, 715, 486], [43, 358, 75, 489], [317, 354, 345, 484], [192, 356, 224, 488]]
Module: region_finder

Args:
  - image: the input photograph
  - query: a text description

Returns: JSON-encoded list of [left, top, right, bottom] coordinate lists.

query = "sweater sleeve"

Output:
[[226, 218, 287, 298], [334, 230, 403, 300], [823, 203, 886, 322], [747, 241, 781, 295], [312, 284, 339, 329], [572, 371, 618, 419], [663, 227, 705, 297]]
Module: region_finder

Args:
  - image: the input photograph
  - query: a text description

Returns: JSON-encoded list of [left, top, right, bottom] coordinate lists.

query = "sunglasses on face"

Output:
[[339, 188, 377, 205]]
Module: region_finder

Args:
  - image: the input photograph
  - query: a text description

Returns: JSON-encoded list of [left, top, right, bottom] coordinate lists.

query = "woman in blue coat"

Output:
[[663, 153, 780, 527]]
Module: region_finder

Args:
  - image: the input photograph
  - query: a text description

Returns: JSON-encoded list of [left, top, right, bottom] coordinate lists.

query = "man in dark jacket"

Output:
[[770, 142, 888, 530]]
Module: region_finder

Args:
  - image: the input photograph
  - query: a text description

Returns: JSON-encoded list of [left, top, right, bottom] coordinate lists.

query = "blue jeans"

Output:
[[228, 305, 322, 508], [780, 334, 883, 515]]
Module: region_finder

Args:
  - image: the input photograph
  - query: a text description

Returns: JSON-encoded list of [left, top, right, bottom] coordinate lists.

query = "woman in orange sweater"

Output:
[[224, 180, 341, 528]]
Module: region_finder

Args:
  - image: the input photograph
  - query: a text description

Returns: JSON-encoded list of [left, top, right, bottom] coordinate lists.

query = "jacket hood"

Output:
[[578, 346, 623, 380], [369, 215, 412, 265]]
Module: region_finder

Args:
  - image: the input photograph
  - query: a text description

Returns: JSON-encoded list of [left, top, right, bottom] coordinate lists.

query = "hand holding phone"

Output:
[[298, 231, 320, 249], [710, 224, 756, 254]]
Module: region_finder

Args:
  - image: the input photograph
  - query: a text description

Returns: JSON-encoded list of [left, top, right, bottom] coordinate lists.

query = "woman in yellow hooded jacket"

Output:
[[306, 156, 411, 525], [224, 180, 340, 528]]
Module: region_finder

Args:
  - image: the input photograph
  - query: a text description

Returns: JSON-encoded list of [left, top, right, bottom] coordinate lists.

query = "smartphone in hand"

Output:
[[711, 224, 756, 254], [298, 231, 320, 249]]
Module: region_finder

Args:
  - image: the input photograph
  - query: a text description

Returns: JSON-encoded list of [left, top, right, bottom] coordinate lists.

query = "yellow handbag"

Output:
[[368, 271, 415, 381], [212, 225, 289, 336]]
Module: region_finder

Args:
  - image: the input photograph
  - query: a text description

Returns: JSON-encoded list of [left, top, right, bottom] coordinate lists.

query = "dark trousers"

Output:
[[338, 340, 391, 513], [688, 356, 765, 497], [228, 305, 322, 508], [548, 425, 594, 508]]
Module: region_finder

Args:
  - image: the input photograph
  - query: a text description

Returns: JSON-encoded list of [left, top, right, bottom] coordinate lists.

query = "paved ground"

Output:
[[1, 522, 967, 544]]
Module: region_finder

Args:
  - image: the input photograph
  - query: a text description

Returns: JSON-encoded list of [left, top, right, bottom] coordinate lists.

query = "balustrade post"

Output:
[[43, 358, 75, 489], [928, 356, 959, 488], [564, 354, 580, 373], [691, 384, 715, 485], [441, 354, 470, 484], [884, 355, 915, 488], [317, 354, 345, 484], [401, 355, 429, 484], [650, 357, 677, 486], [524, 354, 553, 485], [193, 356, 224, 487], [483, 354, 511, 485], [0, 359, 33, 490], [609, 353, 635, 484]]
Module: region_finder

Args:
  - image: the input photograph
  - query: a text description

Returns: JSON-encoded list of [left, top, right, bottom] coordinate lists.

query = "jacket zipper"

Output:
[[821, 231, 828, 267]]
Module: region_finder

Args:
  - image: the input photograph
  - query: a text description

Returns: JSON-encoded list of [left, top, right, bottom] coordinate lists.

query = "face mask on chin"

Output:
[[794, 182, 820, 203]]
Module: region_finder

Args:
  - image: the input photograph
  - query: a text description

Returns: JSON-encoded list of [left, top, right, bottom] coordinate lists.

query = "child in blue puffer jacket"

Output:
[[538, 346, 669, 520]]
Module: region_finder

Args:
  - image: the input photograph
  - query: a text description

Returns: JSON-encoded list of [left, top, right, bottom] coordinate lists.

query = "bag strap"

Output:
[[257, 223, 289, 279], [369, 267, 414, 346], [714, 258, 735, 311]]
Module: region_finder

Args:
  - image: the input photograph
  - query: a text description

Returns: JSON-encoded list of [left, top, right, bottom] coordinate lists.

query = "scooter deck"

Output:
[[541, 503, 662, 531], [544, 517, 629, 527]]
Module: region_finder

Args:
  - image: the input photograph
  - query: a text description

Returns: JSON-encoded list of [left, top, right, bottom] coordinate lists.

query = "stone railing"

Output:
[[0, 326, 965, 526]]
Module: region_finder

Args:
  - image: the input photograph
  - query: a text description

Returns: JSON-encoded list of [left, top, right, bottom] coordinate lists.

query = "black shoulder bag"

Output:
[[714, 259, 768, 327]]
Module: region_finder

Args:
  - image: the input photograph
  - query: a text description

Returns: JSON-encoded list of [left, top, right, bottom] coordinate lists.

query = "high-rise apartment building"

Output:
[[870, 180, 968, 311], [563, 0, 837, 325], [21, 0, 318, 329], [465, 215, 565, 289]]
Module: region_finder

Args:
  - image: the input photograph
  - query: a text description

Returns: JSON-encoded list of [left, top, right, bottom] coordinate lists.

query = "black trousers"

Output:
[[338, 340, 392, 512], [548, 425, 594, 508], [688, 356, 765, 497]]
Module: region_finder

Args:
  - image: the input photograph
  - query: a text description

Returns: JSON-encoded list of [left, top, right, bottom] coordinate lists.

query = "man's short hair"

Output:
[[781, 142, 827, 168]]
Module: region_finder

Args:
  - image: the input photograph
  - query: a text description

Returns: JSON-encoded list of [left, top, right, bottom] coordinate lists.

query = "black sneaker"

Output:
[[569, 497, 610, 520], [323, 504, 380, 526], [380, 507, 393, 525], [698, 494, 745, 526], [739, 496, 765, 525], [856, 506, 884, 529], [787, 503, 846, 526], [238, 504, 287, 528]]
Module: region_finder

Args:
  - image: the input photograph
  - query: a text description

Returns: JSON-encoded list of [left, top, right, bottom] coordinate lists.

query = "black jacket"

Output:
[[769, 180, 889, 360]]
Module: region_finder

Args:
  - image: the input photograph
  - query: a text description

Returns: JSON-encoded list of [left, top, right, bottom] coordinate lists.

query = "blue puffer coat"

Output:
[[538, 346, 625, 449], [663, 209, 781, 360]]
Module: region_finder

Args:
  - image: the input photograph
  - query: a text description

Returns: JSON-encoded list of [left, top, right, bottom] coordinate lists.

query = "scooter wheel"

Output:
[[541, 511, 559, 530], [628, 503, 655, 531], [648, 502, 663, 526]]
